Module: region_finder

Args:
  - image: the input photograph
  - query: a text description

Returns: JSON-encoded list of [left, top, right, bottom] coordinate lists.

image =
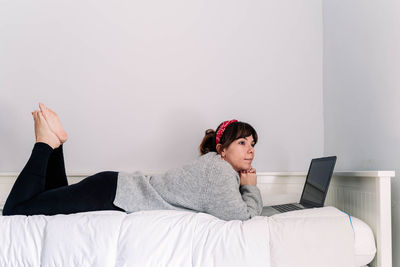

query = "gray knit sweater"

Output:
[[112, 152, 263, 221]]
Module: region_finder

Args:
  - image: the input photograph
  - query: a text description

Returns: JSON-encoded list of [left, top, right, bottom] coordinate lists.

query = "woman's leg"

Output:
[[3, 169, 123, 216], [2, 142, 54, 214], [45, 144, 68, 191], [38, 102, 69, 190], [2, 142, 124, 216]]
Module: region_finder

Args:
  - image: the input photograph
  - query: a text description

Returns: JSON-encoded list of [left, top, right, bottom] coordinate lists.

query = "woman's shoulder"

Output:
[[198, 151, 224, 166], [199, 151, 219, 160], [179, 152, 218, 172], [166, 152, 237, 180], [198, 152, 238, 178]]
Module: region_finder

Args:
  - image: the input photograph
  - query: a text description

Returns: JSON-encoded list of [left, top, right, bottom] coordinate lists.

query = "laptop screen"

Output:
[[299, 156, 336, 207]]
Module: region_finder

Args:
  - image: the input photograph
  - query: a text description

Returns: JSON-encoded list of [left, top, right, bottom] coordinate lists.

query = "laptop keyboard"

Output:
[[271, 203, 303, 213]]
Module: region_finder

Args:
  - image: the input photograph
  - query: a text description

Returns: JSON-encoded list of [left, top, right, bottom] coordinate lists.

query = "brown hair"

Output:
[[199, 121, 258, 155]]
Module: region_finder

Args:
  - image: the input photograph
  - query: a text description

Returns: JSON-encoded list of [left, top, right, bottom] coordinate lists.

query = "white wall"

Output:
[[323, 0, 400, 265], [0, 0, 324, 173]]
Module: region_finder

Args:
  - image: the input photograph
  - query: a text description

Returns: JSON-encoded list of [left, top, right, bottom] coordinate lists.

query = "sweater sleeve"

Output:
[[239, 185, 263, 217], [203, 161, 263, 221]]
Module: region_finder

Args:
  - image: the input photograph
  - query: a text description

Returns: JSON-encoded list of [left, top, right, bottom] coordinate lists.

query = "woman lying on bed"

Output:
[[2, 103, 263, 220]]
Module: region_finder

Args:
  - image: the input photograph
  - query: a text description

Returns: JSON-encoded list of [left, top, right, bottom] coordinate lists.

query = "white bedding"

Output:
[[0, 206, 374, 267]]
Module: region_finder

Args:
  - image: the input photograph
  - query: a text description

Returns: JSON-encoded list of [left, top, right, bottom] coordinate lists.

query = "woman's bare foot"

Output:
[[32, 110, 61, 149], [39, 103, 68, 144]]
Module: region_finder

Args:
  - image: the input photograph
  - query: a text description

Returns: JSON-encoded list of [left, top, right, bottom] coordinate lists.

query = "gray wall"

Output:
[[0, 0, 324, 173], [323, 0, 400, 265]]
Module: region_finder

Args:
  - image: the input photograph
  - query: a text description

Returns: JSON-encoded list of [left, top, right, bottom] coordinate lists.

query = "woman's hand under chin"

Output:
[[239, 167, 257, 186]]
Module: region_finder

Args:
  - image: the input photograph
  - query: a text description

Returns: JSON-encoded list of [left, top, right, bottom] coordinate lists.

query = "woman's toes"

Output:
[[39, 103, 50, 119], [39, 102, 46, 112]]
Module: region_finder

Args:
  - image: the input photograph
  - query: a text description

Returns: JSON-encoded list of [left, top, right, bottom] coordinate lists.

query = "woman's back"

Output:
[[113, 152, 263, 221]]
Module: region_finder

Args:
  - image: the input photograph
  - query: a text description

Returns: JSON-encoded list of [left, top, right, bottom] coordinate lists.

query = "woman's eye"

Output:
[[239, 141, 245, 145]]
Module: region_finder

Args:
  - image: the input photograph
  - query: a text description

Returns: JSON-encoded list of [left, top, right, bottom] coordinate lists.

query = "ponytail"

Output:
[[199, 129, 216, 155]]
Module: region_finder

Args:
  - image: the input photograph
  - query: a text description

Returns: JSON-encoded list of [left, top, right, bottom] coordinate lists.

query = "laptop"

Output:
[[261, 156, 337, 216]]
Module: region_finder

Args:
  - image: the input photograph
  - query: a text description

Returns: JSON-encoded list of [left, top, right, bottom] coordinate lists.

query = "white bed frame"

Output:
[[0, 171, 395, 267]]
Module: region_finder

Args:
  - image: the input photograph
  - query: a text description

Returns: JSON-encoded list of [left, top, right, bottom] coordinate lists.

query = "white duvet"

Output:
[[0, 206, 364, 267]]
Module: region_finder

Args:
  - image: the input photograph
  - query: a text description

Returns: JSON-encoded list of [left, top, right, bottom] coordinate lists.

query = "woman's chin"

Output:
[[239, 165, 252, 172], [245, 163, 252, 169]]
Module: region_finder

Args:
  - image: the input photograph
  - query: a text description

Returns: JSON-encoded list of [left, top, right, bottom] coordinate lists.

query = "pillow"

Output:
[[351, 216, 376, 266]]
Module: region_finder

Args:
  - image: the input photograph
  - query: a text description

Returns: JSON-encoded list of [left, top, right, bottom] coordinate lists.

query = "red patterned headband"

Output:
[[215, 119, 238, 145]]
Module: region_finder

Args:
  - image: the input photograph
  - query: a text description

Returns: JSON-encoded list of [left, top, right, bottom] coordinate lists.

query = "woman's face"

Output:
[[218, 135, 255, 172]]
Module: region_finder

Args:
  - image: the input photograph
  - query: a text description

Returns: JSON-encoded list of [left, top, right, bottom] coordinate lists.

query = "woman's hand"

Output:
[[239, 167, 257, 186]]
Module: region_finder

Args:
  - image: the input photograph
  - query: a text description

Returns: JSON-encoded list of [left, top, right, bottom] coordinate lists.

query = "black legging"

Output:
[[2, 142, 124, 216]]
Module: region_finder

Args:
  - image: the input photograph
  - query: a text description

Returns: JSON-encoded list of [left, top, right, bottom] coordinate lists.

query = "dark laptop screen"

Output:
[[299, 157, 336, 207]]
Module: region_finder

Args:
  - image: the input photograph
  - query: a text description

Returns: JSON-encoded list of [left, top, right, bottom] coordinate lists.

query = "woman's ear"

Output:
[[216, 144, 223, 154], [216, 144, 226, 158]]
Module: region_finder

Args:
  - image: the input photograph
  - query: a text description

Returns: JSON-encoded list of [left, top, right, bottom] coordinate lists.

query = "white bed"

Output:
[[0, 207, 372, 267], [0, 171, 394, 267]]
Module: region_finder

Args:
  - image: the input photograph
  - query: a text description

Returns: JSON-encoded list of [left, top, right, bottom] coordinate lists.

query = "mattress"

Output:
[[0, 206, 375, 267]]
